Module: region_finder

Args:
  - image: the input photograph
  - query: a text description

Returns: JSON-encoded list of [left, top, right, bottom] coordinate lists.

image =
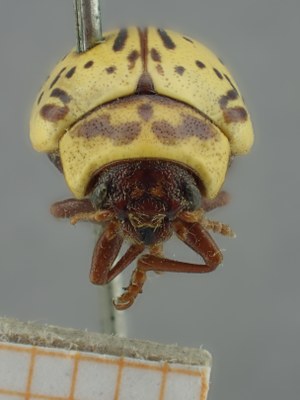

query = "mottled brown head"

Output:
[[89, 160, 202, 245]]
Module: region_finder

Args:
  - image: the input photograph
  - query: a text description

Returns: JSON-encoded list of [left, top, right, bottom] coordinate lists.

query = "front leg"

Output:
[[52, 200, 145, 306], [90, 220, 145, 285], [50, 198, 95, 218], [114, 219, 222, 310], [50, 198, 113, 224]]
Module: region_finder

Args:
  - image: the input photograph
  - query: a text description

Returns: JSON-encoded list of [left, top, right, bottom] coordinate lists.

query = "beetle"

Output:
[[30, 27, 254, 310]]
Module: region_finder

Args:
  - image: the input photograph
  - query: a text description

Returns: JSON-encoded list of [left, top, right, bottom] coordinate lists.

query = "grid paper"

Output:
[[0, 341, 210, 400]]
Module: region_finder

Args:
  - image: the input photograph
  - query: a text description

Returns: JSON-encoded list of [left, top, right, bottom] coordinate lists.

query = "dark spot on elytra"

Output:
[[84, 60, 94, 69], [175, 66, 185, 76], [183, 36, 194, 44], [50, 88, 71, 104], [219, 96, 228, 109], [213, 68, 223, 80], [40, 104, 69, 122], [152, 114, 216, 145], [106, 66, 116, 74], [137, 103, 154, 121], [152, 121, 176, 144], [50, 67, 66, 89], [73, 114, 141, 145], [157, 29, 176, 49], [195, 60, 206, 69], [37, 91, 44, 105], [127, 50, 140, 69], [227, 89, 239, 101], [224, 74, 238, 94], [136, 72, 155, 94], [223, 107, 248, 123], [113, 28, 128, 52], [219, 89, 239, 109], [150, 48, 161, 62], [156, 64, 164, 76], [66, 67, 76, 79], [219, 89, 246, 123]]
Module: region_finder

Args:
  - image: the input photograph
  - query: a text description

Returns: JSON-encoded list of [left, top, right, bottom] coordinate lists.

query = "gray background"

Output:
[[0, 1, 299, 399]]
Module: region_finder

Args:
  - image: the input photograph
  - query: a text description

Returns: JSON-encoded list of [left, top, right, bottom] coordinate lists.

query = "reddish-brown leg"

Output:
[[90, 220, 145, 285], [179, 210, 235, 237], [50, 198, 113, 224], [114, 219, 223, 310], [50, 198, 95, 218]]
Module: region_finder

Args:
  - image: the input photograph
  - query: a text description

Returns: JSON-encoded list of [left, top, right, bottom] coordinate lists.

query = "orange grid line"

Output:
[[0, 388, 68, 400], [200, 370, 209, 400], [0, 342, 209, 400], [113, 357, 125, 400], [0, 343, 32, 353], [78, 351, 205, 378], [158, 362, 169, 400], [68, 352, 80, 400], [25, 346, 37, 400]]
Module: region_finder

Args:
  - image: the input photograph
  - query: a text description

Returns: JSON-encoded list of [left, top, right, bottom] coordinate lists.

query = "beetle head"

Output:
[[89, 160, 202, 246]]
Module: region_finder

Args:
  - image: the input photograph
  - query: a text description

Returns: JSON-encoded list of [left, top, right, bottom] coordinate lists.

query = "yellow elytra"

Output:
[[30, 27, 254, 199]]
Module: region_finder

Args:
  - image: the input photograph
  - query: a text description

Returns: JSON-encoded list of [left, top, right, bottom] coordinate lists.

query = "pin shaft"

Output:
[[73, 0, 103, 53], [98, 275, 128, 337], [72, 2, 126, 336]]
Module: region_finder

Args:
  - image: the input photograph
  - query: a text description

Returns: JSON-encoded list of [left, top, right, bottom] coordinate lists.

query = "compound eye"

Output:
[[90, 183, 107, 209], [183, 183, 201, 211]]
